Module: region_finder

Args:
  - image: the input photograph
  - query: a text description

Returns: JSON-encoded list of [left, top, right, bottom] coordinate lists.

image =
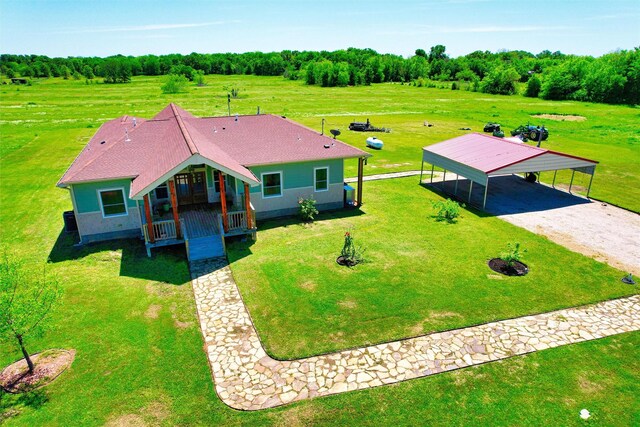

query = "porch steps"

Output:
[[187, 235, 225, 261]]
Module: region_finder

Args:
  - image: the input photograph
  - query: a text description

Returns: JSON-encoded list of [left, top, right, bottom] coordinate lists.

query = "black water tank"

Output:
[[63, 211, 78, 233]]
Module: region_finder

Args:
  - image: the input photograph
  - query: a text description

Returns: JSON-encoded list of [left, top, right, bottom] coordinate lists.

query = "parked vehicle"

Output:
[[349, 118, 390, 133], [483, 123, 501, 133], [511, 124, 548, 142]]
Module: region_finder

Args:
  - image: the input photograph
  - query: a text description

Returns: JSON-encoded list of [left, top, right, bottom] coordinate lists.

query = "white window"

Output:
[[98, 188, 127, 217], [314, 167, 329, 192], [155, 182, 168, 199], [261, 172, 282, 198], [213, 172, 221, 193]]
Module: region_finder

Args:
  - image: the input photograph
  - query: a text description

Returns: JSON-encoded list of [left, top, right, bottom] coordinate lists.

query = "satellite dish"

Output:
[[330, 129, 341, 139]]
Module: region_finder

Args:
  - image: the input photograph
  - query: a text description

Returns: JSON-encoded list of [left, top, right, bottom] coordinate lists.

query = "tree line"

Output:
[[1, 46, 638, 104]]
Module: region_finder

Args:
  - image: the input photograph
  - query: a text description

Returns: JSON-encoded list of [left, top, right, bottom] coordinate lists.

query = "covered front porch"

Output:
[[140, 166, 257, 259]]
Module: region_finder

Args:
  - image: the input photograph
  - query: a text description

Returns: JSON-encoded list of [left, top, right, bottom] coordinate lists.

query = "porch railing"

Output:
[[225, 203, 256, 234], [227, 210, 247, 231], [143, 219, 178, 243]]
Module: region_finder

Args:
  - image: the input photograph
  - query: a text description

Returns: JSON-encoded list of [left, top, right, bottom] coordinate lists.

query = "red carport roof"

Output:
[[423, 133, 597, 174]]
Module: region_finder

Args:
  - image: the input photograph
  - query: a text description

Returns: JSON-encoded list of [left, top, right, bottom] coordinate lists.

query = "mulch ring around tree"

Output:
[[0, 349, 75, 393], [488, 258, 529, 276], [336, 256, 359, 267]]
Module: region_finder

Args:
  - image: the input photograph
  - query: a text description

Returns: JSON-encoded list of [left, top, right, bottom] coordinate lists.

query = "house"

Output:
[[58, 104, 370, 260]]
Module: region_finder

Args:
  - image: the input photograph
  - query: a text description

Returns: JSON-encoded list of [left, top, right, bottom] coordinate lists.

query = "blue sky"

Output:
[[1, 0, 638, 58]]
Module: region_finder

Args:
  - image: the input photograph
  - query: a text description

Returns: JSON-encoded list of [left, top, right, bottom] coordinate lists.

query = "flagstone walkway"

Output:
[[191, 258, 640, 411]]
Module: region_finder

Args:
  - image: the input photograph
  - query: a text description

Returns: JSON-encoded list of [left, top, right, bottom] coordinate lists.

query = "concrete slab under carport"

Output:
[[431, 174, 639, 275]]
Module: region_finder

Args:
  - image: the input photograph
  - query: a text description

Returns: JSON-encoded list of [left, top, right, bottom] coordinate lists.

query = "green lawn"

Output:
[[1, 76, 638, 425], [227, 177, 636, 359]]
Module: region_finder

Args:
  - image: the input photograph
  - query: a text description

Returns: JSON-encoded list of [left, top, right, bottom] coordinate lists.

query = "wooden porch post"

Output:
[[357, 157, 364, 207], [244, 183, 252, 229], [218, 171, 229, 232], [143, 194, 155, 243], [168, 179, 182, 239]]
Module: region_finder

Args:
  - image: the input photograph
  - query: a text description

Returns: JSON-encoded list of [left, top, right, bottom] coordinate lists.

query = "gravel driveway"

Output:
[[482, 175, 640, 275]]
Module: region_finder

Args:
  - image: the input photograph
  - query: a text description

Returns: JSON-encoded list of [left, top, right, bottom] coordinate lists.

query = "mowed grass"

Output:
[[0, 76, 638, 425], [1, 75, 638, 211], [227, 177, 636, 358]]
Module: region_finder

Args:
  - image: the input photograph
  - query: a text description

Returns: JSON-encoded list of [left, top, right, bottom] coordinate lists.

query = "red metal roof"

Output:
[[58, 104, 369, 198], [423, 133, 597, 174]]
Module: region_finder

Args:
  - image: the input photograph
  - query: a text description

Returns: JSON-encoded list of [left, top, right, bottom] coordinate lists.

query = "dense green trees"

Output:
[[1, 46, 638, 104]]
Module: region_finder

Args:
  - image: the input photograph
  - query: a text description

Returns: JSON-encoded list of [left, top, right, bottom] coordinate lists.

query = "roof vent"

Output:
[[125, 129, 131, 142], [213, 126, 217, 133], [100, 140, 106, 145], [235, 114, 239, 122], [133, 117, 137, 127]]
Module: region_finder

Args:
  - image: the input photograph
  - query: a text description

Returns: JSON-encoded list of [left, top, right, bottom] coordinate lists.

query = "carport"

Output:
[[420, 133, 598, 210]]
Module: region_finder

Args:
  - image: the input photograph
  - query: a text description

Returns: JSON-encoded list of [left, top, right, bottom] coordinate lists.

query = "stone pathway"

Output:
[[191, 258, 640, 411]]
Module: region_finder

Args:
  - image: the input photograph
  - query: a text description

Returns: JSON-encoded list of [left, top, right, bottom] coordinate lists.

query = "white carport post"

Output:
[[419, 159, 424, 183], [552, 170, 557, 188], [586, 167, 596, 198], [430, 164, 435, 184], [568, 170, 576, 193], [454, 174, 459, 195], [468, 181, 473, 203], [482, 177, 489, 210]]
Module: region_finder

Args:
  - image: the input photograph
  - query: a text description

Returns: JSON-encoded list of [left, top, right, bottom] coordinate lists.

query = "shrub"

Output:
[[432, 199, 464, 223], [223, 84, 241, 98], [340, 230, 366, 266], [298, 197, 318, 222], [500, 242, 527, 267], [194, 71, 205, 86], [161, 74, 189, 94], [524, 75, 541, 97]]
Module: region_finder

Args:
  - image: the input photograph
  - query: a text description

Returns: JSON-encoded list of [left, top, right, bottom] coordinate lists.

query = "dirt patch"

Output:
[[144, 304, 162, 319], [428, 311, 463, 320], [298, 281, 317, 292], [270, 406, 348, 427], [105, 414, 147, 427], [0, 349, 75, 393], [169, 303, 193, 329], [577, 374, 604, 394], [104, 399, 170, 426], [143, 401, 170, 422], [452, 368, 485, 386], [145, 281, 174, 297], [337, 299, 358, 310], [531, 114, 586, 122]]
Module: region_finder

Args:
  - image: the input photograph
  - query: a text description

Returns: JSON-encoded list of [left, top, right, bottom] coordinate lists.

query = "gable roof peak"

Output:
[[152, 103, 196, 121]]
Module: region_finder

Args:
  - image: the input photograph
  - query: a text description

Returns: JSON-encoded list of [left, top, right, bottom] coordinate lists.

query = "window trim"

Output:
[[261, 171, 283, 199], [314, 166, 329, 192], [97, 187, 128, 218]]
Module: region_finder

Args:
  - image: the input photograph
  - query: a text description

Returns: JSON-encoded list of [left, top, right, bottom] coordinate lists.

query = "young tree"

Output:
[[0, 253, 62, 373], [524, 75, 542, 97]]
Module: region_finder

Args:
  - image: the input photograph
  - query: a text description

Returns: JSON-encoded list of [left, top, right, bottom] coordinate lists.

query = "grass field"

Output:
[[1, 76, 638, 425], [227, 177, 636, 359]]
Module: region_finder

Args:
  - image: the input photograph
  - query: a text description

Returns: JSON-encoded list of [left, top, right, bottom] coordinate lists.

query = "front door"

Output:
[[174, 172, 207, 206]]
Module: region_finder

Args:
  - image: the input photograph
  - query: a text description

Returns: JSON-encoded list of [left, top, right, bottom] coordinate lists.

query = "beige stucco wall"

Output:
[[251, 183, 343, 214], [76, 208, 142, 242]]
